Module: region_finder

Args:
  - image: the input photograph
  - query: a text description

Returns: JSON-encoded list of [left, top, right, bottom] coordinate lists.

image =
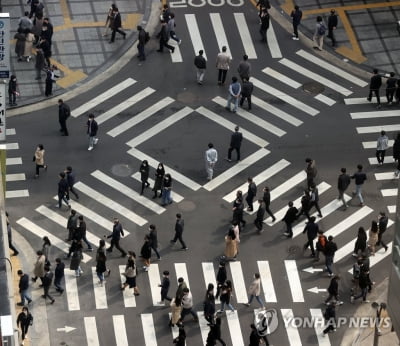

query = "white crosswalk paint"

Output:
[[131, 173, 185, 202], [126, 107, 193, 147], [270, 171, 306, 201], [202, 262, 220, 304], [185, 14, 207, 60], [229, 262, 247, 303], [6, 190, 29, 198], [226, 310, 245, 346], [381, 188, 397, 197], [212, 96, 286, 137], [351, 110, 400, 119], [363, 140, 394, 149], [267, 21, 282, 58], [279, 58, 353, 97], [113, 315, 129, 346], [141, 314, 157, 346], [310, 309, 331, 346], [92, 267, 107, 309], [266, 182, 331, 225], [262, 67, 301, 88], [196, 106, 269, 147], [251, 96, 303, 126], [357, 124, 400, 134], [74, 181, 147, 226], [6, 128, 16, 135], [148, 264, 164, 306], [203, 148, 270, 191], [175, 263, 191, 290], [210, 13, 231, 56], [6, 157, 22, 165], [65, 271, 80, 311], [84, 317, 100, 346], [119, 265, 136, 307], [234, 13, 257, 59], [252, 77, 319, 116], [91, 170, 165, 215], [72, 78, 136, 117], [35, 205, 110, 247], [284, 260, 304, 302], [16, 217, 91, 262], [5, 173, 25, 182], [388, 205, 396, 213], [198, 312, 211, 345], [296, 49, 367, 87], [344, 97, 371, 105], [280, 309, 302, 345], [128, 147, 202, 191], [107, 97, 175, 137], [257, 261, 277, 303], [369, 157, 394, 165], [223, 159, 290, 203], [96, 87, 155, 125], [314, 94, 336, 106], [4, 143, 19, 150], [169, 39, 183, 63]]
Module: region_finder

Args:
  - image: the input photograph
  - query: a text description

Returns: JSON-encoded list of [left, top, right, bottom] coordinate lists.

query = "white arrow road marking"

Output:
[[57, 326, 76, 333], [307, 287, 327, 294], [302, 267, 324, 274]]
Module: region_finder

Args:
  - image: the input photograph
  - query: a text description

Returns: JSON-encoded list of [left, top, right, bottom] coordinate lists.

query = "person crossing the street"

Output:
[[205, 143, 218, 181], [171, 213, 188, 250], [65, 166, 79, 199], [351, 164, 367, 206], [106, 218, 127, 257], [337, 167, 351, 209], [376, 130, 389, 165], [367, 68, 382, 108], [282, 201, 298, 238], [226, 126, 243, 162]]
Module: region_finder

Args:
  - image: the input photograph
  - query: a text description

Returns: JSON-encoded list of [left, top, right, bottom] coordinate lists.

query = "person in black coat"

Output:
[[282, 201, 298, 238], [353, 227, 367, 257], [394, 133, 400, 176], [148, 224, 161, 260], [8, 74, 18, 106], [65, 166, 79, 199], [87, 113, 99, 151], [337, 167, 351, 209], [139, 160, 150, 195], [38, 37, 51, 67], [240, 78, 254, 110], [17, 307, 33, 343], [206, 317, 226, 346], [58, 99, 70, 136], [156, 20, 174, 53], [109, 8, 126, 43], [290, 5, 302, 40], [322, 302, 337, 335], [232, 192, 246, 227], [140, 235, 152, 271], [249, 323, 269, 346], [204, 284, 216, 325], [297, 189, 311, 221], [227, 126, 243, 162], [57, 172, 70, 209], [152, 163, 165, 198], [215, 261, 227, 299], [325, 275, 340, 304], [171, 213, 187, 249], [246, 177, 257, 212], [367, 68, 382, 107], [42, 265, 55, 304], [376, 211, 389, 252], [158, 270, 171, 304], [327, 9, 338, 46], [54, 258, 65, 293], [262, 186, 276, 222], [259, 10, 270, 43], [254, 200, 266, 233], [302, 216, 319, 257], [106, 218, 127, 257], [194, 50, 207, 84]]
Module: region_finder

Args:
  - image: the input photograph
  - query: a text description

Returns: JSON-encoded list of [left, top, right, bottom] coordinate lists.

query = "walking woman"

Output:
[[23, 29, 34, 62], [42, 236, 51, 265], [353, 227, 367, 257], [70, 240, 83, 277], [140, 235, 151, 272], [14, 28, 26, 61], [17, 306, 33, 345], [218, 280, 235, 313], [224, 228, 237, 261], [139, 160, 150, 195], [153, 162, 165, 198], [204, 283, 216, 325], [169, 296, 182, 327], [161, 173, 173, 206], [96, 240, 108, 286], [368, 220, 379, 256], [34, 144, 47, 178], [121, 255, 140, 295]]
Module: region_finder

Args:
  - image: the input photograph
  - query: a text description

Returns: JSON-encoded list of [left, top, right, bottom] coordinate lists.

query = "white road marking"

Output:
[[92, 267, 107, 309], [226, 310, 245, 346], [4, 143, 19, 150], [84, 317, 100, 346], [280, 309, 302, 345], [234, 13, 257, 59], [197, 312, 211, 344], [262, 67, 301, 88], [113, 315, 129, 346], [351, 110, 400, 119], [310, 309, 331, 345], [284, 260, 304, 302], [5, 173, 25, 182], [314, 94, 336, 106], [169, 39, 183, 63], [202, 262, 220, 304], [5, 190, 29, 198], [65, 271, 80, 311], [229, 261, 247, 303], [388, 205, 396, 213], [185, 14, 207, 60], [6, 157, 22, 165], [6, 128, 16, 135], [375, 172, 398, 180], [210, 13, 231, 56], [267, 21, 282, 58], [363, 140, 393, 149], [357, 125, 400, 134], [148, 263, 164, 306], [270, 171, 306, 201], [369, 157, 394, 165], [257, 261, 277, 303], [119, 265, 136, 307], [381, 188, 397, 196], [344, 97, 371, 105], [141, 314, 157, 346], [175, 263, 191, 290]]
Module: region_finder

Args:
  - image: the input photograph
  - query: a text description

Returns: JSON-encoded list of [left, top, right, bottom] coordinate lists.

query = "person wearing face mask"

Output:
[[161, 173, 173, 206], [153, 162, 165, 198], [139, 160, 150, 195], [8, 74, 19, 106]]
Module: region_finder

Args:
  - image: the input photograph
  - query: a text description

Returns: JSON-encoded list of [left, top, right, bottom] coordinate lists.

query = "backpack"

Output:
[[144, 31, 150, 43], [318, 23, 326, 36]]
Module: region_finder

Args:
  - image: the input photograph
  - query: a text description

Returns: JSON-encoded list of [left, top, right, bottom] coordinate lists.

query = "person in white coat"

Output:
[[245, 273, 264, 308], [205, 143, 218, 180]]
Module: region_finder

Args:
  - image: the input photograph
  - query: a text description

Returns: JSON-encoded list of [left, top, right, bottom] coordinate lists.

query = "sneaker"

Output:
[[225, 158, 232, 162], [178, 39, 182, 45], [27, 299, 32, 304], [181, 247, 188, 250], [144, 267, 149, 272], [88, 146, 93, 151], [94, 138, 99, 145], [87, 248, 93, 252], [363, 300, 370, 303], [328, 273, 334, 277], [292, 37, 299, 40], [283, 232, 290, 236], [350, 296, 354, 304], [244, 303, 250, 307]]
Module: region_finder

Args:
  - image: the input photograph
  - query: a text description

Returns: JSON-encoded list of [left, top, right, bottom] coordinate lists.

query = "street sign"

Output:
[[0, 14, 10, 79]]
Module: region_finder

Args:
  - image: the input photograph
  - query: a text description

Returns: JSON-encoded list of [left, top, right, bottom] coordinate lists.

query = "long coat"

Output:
[[248, 278, 261, 296], [33, 255, 45, 277], [170, 298, 182, 324], [14, 32, 25, 57], [224, 236, 237, 258], [24, 33, 35, 57]]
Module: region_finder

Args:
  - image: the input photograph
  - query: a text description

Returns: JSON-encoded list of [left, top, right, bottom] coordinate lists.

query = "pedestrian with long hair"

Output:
[[121, 255, 140, 295], [224, 228, 237, 261], [153, 162, 165, 198], [17, 306, 33, 345], [218, 280, 235, 313], [42, 236, 51, 265], [368, 220, 379, 255], [204, 283, 216, 324], [169, 296, 182, 327], [206, 317, 226, 346], [140, 235, 151, 271], [96, 240, 107, 286], [33, 144, 47, 178]]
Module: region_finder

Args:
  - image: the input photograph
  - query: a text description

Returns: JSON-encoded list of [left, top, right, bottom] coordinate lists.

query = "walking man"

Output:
[[17, 270, 32, 306], [290, 5, 302, 40], [42, 265, 55, 304], [351, 164, 367, 206], [282, 201, 298, 238], [325, 275, 342, 305], [66, 209, 78, 241], [158, 270, 172, 304], [109, 7, 126, 43], [367, 68, 382, 108], [215, 261, 227, 299], [263, 186, 276, 222], [386, 72, 397, 104], [65, 166, 79, 199], [245, 273, 264, 308], [324, 235, 337, 276], [205, 143, 218, 180], [376, 130, 389, 165], [227, 126, 243, 162], [376, 211, 389, 252], [194, 50, 206, 85], [246, 177, 257, 212], [302, 216, 319, 258], [58, 99, 70, 136], [216, 46, 231, 85], [181, 288, 199, 322], [240, 77, 253, 110], [305, 158, 317, 190], [76, 215, 93, 251], [322, 301, 337, 336], [171, 213, 188, 250], [148, 224, 161, 260], [327, 9, 338, 47], [106, 218, 127, 257], [226, 76, 241, 113], [137, 25, 147, 61], [54, 258, 65, 294], [337, 168, 350, 209], [310, 183, 323, 218], [237, 55, 251, 82], [157, 20, 174, 53], [87, 113, 99, 151], [57, 172, 70, 209], [254, 200, 265, 233]]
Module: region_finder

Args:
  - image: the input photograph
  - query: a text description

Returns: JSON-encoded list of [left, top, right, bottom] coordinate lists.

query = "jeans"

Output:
[[354, 184, 364, 204], [196, 68, 205, 83], [89, 135, 96, 148], [20, 289, 32, 304], [97, 271, 104, 282], [248, 294, 264, 307], [169, 31, 180, 43], [82, 235, 92, 250], [54, 276, 64, 291], [161, 188, 172, 205], [220, 301, 234, 312], [325, 255, 334, 274], [226, 94, 239, 112], [75, 266, 83, 276], [58, 193, 70, 208]]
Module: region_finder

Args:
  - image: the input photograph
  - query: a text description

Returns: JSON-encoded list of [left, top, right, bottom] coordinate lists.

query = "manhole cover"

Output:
[[177, 91, 197, 103], [111, 164, 134, 177], [178, 200, 196, 212], [302, 81, 325, 95]]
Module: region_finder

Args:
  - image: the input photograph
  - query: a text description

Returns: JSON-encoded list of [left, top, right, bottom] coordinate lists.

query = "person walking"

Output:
[[194, 50, 206, 85], [17, 270, 32, 306], [351, 164, 367, 206], [8, 74, 18, 106], [181, 288, 198, 322], [259, 10, 270, 43], [227, 126, 243, 162], [42, 265, 55, 304], [282, 201, 298, 238], [58, 99, 70, 136], [139, 160, 150, 195], [103, 3, 116, 36], [7, 212, 19, 256], [367, 68, 382, 108], [140, 235, 152, 271], [351, 269, 371, 303], [167, 13, 181, 44], [87, 113, 99, 151], [76, 215, 93, 251], [310, 183, 323, 218], [161, 173, 173, 206], [327, 9, 338, 47], [297, 190, 311, 220], [156, 20, 174, 53], [17, 307, 33, 345], [337, 168, 351, 209], [121, 256, 140, 295], [246, 177, 257, 212], [313, 16, 326, 51], [324, 235, 337, 276], [204, 284, 216, 325], [14, 28, 26, 61], [96, 240, 107, 286], [176, 277, 188, 300], [148, 224, 161, 260], [33, 144, 47, 178], [249, 323, 270, 346], [106, 218, 127, 257], [24, 29, 34, 61], [169, 296, 183, 327], [237, 55, 251, 82], [232, 192, 246, 227], [315, 230, 327, 261], [322, 301, 337, 336], [70, 240, 83, 277], [215, 261, 227, 299], [218, 280, 235, 313], [137, 25, 148, 61], [263, 186, 276, 222], [376, 130, 389, 165], [153, 163, 165, 198], [224, 228, 237, 260], [66, 209, 78, 241], [239, 77, 253, 110], [394, 133, 400, 176], [65, 166, 79, 199], [171, 213, 188, 250], [386, 72, 397, 104], [42, 236, 52, 265], [302, 216, 319, 258], [368, 220, 379, 256], [173, 324, 186, 346], [305, 158, 317, 190], [245, 273, 264, 308], [45, 65, 57, 97], [216, 46, 231, 85], [206, 317, 226, 346], [254, 200, 265, 233], [19, 11, 33, 31], [35, 47, 45, 80], [158, 270, 172, 304], [31, 250, 46, 284], [325, 275, 342, 305], [109, 7, 126, 43], [353, 227, 367, 257], [205, 143, 218, 180], [290, 5, 302, 40], [376, 211, 389, 252], [225, 76, 241, 113], [54, 258, 65, 294]]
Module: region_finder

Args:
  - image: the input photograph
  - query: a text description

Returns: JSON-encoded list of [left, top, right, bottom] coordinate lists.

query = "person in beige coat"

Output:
[[216, 46, 231, 85], [245, 273, 265, 308], [368, 220, 379, 255], [169, 296, 182, 327], [23, 29, 35, 61], [224, 228, 237, 260], [32, 250, 46, 284], [34, 144, 47, 178]]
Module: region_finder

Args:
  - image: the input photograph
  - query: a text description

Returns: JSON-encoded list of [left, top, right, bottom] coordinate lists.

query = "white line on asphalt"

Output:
[[175, 263, 191, 291], [357, 124, 400, 134], [107, 97, 175, 138], [74, 181, 147, 226], [262, 67, 301, 88], [363, 140, 393, 149], [113, 315, 129, 346], [252, 77, 319, 116], [148, 263, 164, 306], [4, 143, 19, 150], [141, 314, 157, 346], [202, 262, 220, 304], [310, 309, 331, 346], [210, 13, 231, 57], [96, 87, 155, 125], [6, 128, 16, 135], [169, 39, 183, 63], [212, 96, 286, 137], [5, 173, 25, 182], [92, 267, 107, 309], [284, 260, 304, 302], [65, 271, 80, 311], [351, 110, 400, 119], [16, 217, 91, 262], [196, 106, 269, 147], [280, 309, 302, 345], [375, 172, 398, 180], [71, 78, 136, 118], [119, 265, 136, 307], [369, 157, 395, 165], [381, 188, 397, 196], [226, 310, 245, 346], [6, 157, 22, 165], [314, 94, 336, 106], [203, 148, 270, 191], [229, 261, 247, 303], [84, 317, 100, 346], [128, 147, 202, 191], [251, 95, 303, 126], [5, 190, 29, 198], [267, 21, 282, 58], [185, 14, 207, 60], [234, 13, 257, 59], [270, 171, 306, 201], [126, 107, 193, 147], [91, 170, 165, 215], [296, 49, 367, 87], [197, 312, 211, 345], [279, 58, 353, 96], [257, 261, 277, 303], [344, 97, 370, 105], [223, 159, 290, 203], [388, 205, 396, 213]]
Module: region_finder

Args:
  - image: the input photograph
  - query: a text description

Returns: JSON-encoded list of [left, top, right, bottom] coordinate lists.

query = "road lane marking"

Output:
[[284, 260, 304, 302], [119, 265, 136, 307], [234, 13, 257, 59], [185, 14, 207, 60], [148, 263, 164, 306], [262, 67, 301, 88], [202, 262, 220, 304], [314, 94, 336, 106], [381, 188, 397, 196], [84, 317, 100, 346], [197, 312, 211, 344], [226, 310, 245, 346], [369, 157, 394, 165], [5, 190, 29, 198], [175, 263, 191, 290], [257, 261, 277, 303], [357, 125, 400, 134], [6, 128, 16, 135], [310, 309, 331, 345], [6, 157, 22, 165], [363, 140, 393, 149], [113, 315, 129, 346], [65, 271, 80, 311], [267, 21, 282, 58], [375, 172, 398, 180], [92, 267, 107, 309], [229, 261, 247, 303], [6, 173, 26, 182], [169, 39, 183, 63], [344, 97, 372, 105], [351, 110, 400, 119], [141, 314, 157, 346], [280, 309, 302, 345], [210, 13, 231, 56]]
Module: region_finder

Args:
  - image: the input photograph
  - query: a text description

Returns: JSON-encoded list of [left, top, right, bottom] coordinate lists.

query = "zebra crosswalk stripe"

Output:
[[229, 261, 247, 304], [266, 21, 282, 59], [198, 312, 211, 344], [257, 261, 277, 303], [285, 260, 304, 303], [280, 309, 302, 345], [5, 173, 25, 182], [92, 267, 107, 309], [148, 264, 164, 306], [6, 190, 29, 198], [310, 309, 331, 346], [369, 157, 395, 165], [6, 157, 22, 165], [314, 94, 336, 106], [233, 13, 257, 59], [169, 39, 183, 63], [84, 316, 100, 346], [185, 14, 207, 60], [375, 172, 397, 180], [270, 171, 306, 201], [351, 110, 400, 119], [65, 271, 80, 311], [226, 310, 245, 346], [381, 188, 397, 197], [210, 13, 231, 57], [112, 315, 129, 346], [262, 67, 301, 89], [141, 314, 157, 346], [202, 262, 220, 304], [356, 124, 400, 134], [344, 97, 370, 105], [363, 140, 394, 149]]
